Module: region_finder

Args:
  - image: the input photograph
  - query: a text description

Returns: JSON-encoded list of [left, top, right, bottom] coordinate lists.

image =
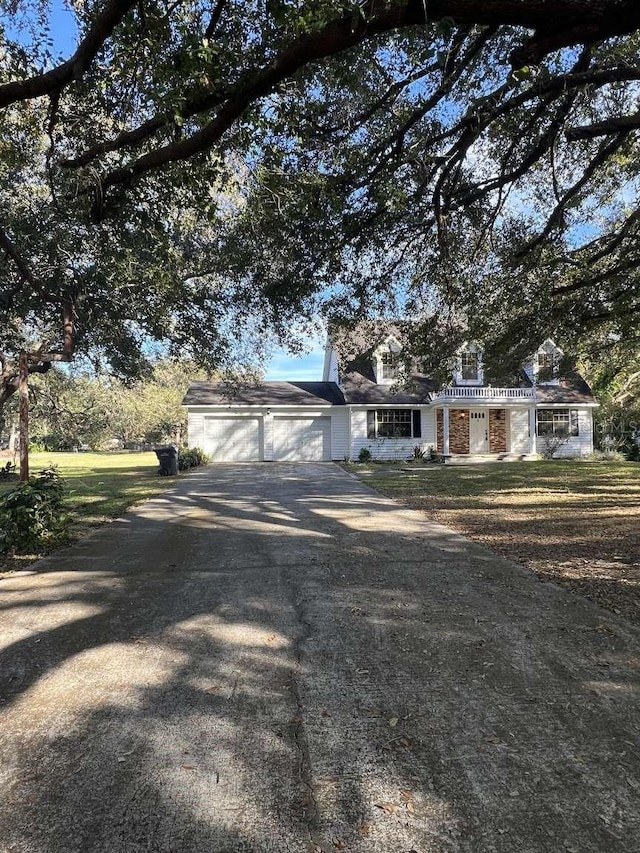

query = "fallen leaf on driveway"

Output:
[[375, 802, 398, 815], [389, 717, 399, 727]]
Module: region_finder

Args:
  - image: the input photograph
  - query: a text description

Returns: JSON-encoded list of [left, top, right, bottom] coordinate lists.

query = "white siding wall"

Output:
[[330, 407, 350, 460], [187, 411, 205, 450], [350, 407, 435, 461], [322, 346, 339, 383], [509, 409, 530, 454], [422, 408, 436, 449], [263, 415, 274, 461], [508, 407, 595, 457], [545, 408, 594, 458]]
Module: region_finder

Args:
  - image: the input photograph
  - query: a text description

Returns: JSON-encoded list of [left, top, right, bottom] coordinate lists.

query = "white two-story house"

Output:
[[183, 324, 597, 462]]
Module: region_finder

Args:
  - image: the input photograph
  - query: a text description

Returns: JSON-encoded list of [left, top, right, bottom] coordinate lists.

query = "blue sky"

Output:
[[264, 344, 325, 381], [2, 0, 77, 55]]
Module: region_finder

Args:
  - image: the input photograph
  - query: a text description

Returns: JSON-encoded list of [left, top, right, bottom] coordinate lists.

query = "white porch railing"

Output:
[[434, 386, 535, 399]]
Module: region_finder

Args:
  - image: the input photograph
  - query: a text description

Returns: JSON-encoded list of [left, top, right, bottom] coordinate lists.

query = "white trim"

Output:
[[535, 402, 599, 408], [348, 403, 428, 409], [183, 403, 333, 409]]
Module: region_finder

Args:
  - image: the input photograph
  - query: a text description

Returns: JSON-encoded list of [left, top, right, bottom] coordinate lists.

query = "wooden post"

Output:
[[19, 350, 29, 482]]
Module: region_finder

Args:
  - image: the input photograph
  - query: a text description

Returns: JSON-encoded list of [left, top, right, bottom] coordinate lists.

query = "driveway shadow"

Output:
[[1, 463, 639, 852]]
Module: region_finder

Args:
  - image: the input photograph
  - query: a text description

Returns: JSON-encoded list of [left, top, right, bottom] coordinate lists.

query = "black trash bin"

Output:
[[155, 445, 179, 476]]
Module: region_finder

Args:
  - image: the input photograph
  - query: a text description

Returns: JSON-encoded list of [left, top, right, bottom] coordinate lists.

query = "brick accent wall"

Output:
[[436, 409, 469, 454], [489, 409, 507, 453]]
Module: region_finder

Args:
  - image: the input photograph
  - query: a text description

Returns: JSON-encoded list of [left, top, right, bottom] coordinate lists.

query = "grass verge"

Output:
[[347, 460, 640, 625], [0, 452, 172, 573]]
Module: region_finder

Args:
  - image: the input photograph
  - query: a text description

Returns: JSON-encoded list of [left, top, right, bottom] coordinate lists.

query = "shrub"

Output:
[[584, 449, 629, 463], [358, 447, 372, 463], [0, 461, 17, 480], [0, 466, 68, 553], [625, 442, 640, 462], [178, 447, 210, 471], [539, 434, 570, 459], [408, 445, 426, 462]]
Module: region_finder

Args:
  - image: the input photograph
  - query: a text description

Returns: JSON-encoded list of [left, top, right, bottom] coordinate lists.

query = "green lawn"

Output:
[[348, 460, 640, 623], [0, 452, 173, 571]]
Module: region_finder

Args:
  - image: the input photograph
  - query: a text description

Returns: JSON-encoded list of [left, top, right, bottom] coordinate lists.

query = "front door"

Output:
[[469, 409, 489, 453]]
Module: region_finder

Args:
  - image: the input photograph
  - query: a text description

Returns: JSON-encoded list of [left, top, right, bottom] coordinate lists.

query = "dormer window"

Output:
[[461, 351, 479, 381], [537, 352, 556, 382], [380, 351, 397, 381], [454, 342, 483, 385], [532, 339, 563, 384], [373, 334, 403, 384]]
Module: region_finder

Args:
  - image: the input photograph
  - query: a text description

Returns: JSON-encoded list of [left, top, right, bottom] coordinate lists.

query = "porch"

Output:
[[435, 402, 538, 457]]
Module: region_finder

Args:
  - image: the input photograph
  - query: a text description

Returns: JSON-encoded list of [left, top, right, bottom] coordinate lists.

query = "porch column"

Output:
[[442, 406, 450, 456], [529, 406, 537, 455]]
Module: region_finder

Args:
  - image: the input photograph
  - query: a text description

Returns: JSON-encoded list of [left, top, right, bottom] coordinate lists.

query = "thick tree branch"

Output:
[[204, 0, 227, 41], [0, 0, 138, 108], [517, 132, 628, 257], [75, 1, 640, 212], [552, 255, 640, 296], [0, 226, 39, 289], [566, 110, 640, 141]]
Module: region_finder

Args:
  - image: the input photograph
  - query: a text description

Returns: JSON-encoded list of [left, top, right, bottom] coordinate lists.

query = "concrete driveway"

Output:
[[0, 462, 639, 853]]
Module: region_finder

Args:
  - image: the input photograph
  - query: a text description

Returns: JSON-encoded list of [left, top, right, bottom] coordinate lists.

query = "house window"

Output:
[[380, 351, 397, 381], [536, 409, 578, 437], [367, 410, 421, 439], [537, 352, 555, 382], [461, 351, 479, 381]]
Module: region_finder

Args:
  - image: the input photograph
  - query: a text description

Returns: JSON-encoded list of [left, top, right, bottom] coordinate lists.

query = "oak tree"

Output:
[[0, 0, 639, 400]]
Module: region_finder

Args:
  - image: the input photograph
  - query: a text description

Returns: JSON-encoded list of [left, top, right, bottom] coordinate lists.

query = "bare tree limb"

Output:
[[204, 0, 227, 41], [517, 132, 628, 257], [566, 110, 640, 141]]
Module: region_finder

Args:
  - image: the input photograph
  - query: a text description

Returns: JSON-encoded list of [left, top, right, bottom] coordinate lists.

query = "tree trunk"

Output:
[[19, 351, 29, 481]]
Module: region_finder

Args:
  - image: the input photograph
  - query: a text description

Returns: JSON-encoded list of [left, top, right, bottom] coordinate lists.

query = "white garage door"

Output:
[[204, 417, 261, 461], [273, 417, 331, 461]]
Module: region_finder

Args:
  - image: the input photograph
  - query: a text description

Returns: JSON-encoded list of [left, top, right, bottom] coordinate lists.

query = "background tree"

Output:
[[22, 359, 206, 450]]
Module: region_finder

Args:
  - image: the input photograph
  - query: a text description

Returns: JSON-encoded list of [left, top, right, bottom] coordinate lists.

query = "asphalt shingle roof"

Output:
[[182, 381, 344, 407], [535, 376, 597, 405]]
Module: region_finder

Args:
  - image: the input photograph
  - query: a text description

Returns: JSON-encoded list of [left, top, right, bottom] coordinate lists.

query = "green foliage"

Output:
[[0, 460, 16, 480], [408, 445, 426, 462], [357, 447, 372, 463], [177, 447, 210, 471], [583, 449, 629, 463], [0, 466, 68, 553], [0, 0, 639, 404], [25, 360, 207, 450]]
